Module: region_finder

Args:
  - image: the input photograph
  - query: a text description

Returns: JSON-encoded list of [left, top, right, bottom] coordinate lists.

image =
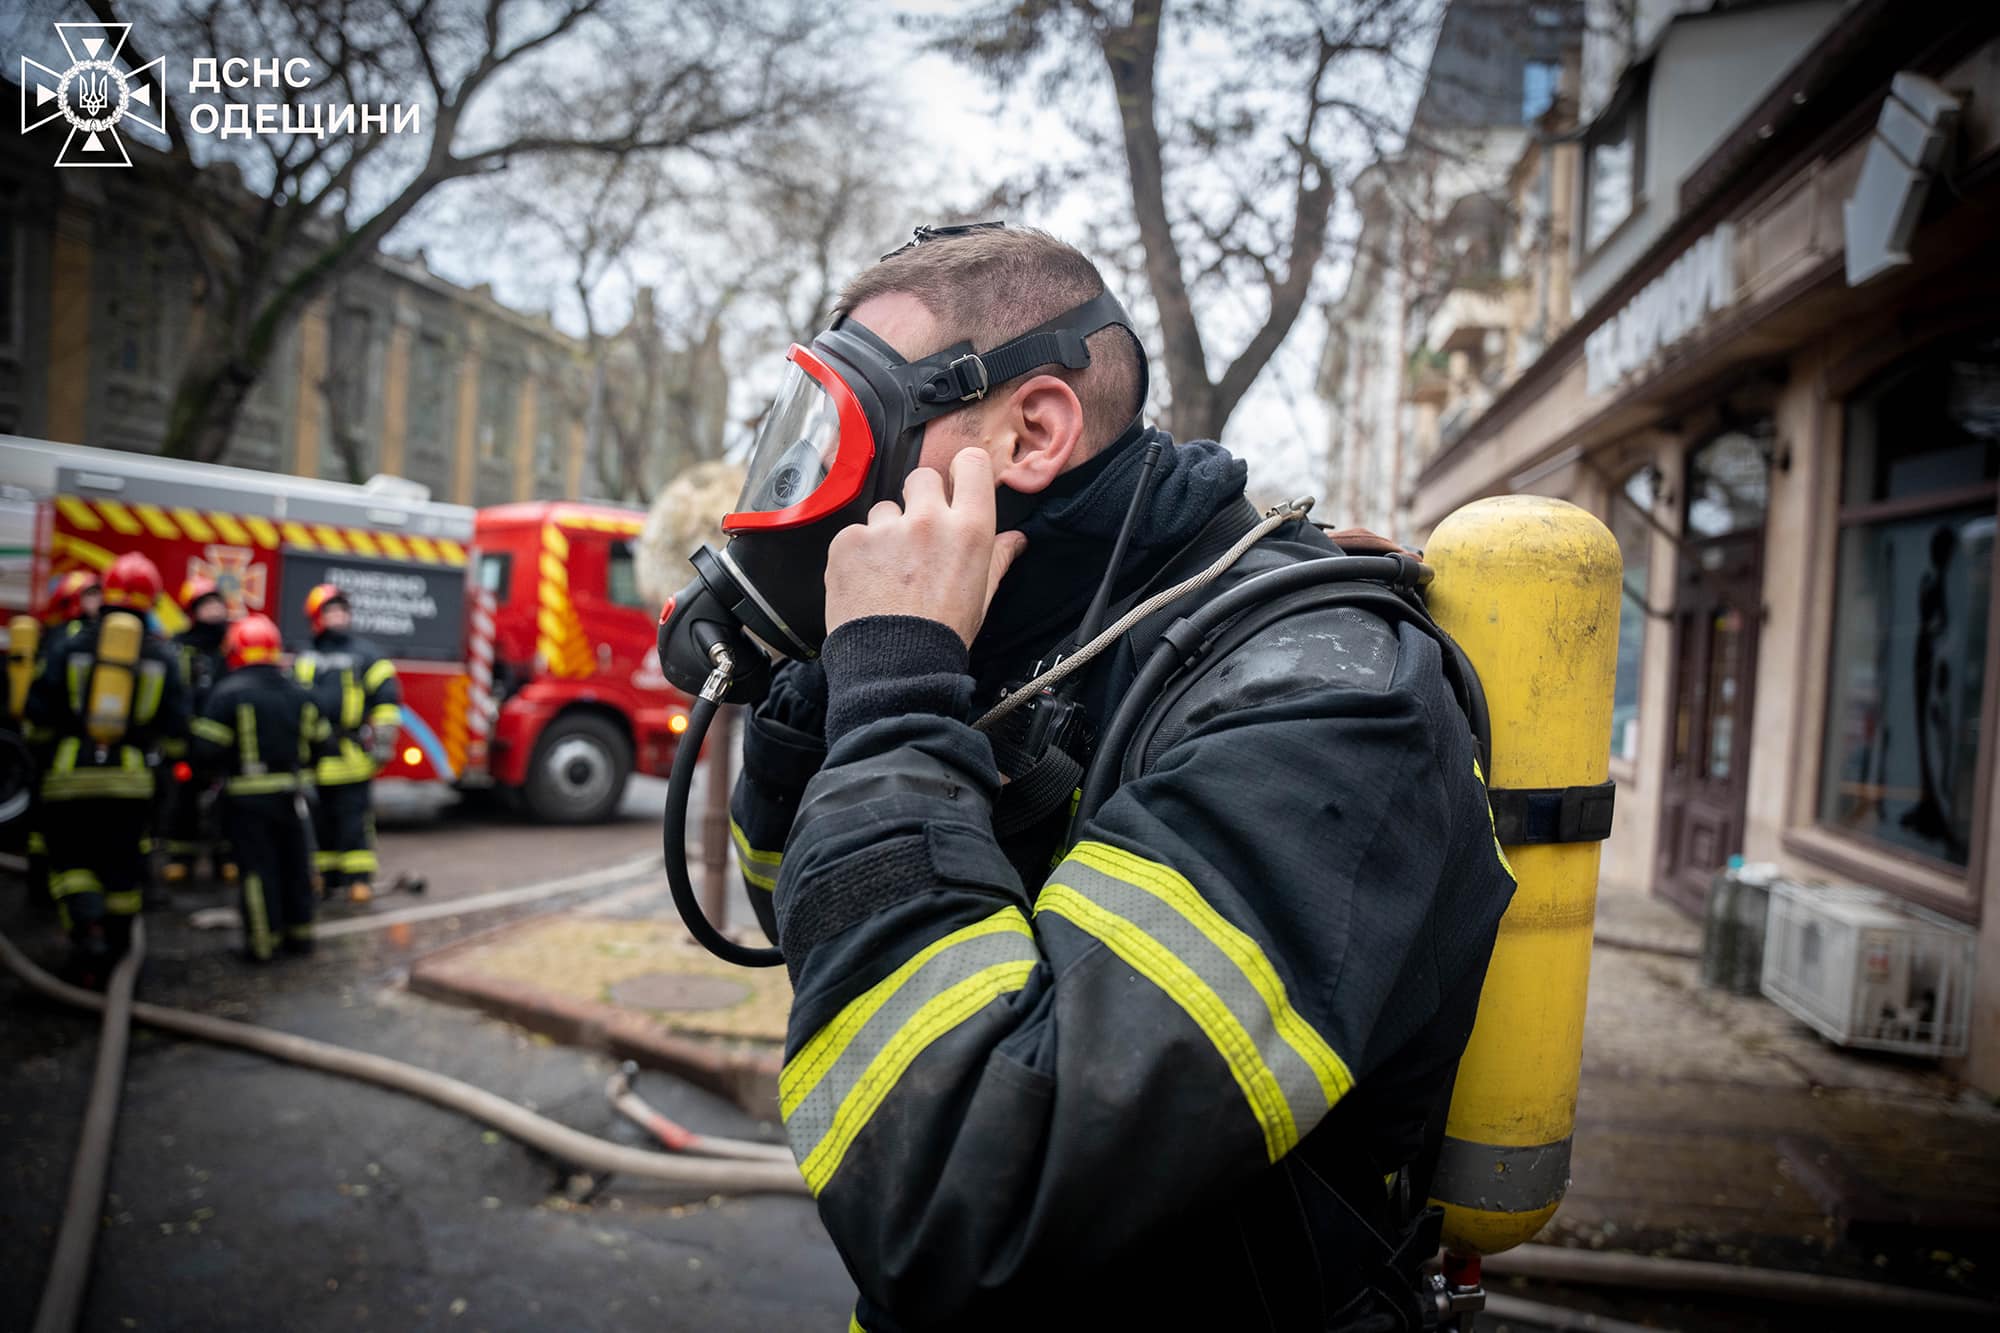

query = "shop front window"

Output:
[[1610, 466, 1656, 762], [1819, 334, 2000, 868]]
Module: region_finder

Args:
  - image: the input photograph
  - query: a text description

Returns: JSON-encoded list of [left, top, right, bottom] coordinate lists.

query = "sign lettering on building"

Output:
[[1586, 224, 1737, 396]]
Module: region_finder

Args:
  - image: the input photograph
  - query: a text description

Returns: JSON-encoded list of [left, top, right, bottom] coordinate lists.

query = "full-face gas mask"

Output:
[[656, 274, 1143, 705]]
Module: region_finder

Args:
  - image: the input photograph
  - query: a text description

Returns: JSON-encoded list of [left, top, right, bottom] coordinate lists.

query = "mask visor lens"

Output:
[[726, 347, 873, 530]]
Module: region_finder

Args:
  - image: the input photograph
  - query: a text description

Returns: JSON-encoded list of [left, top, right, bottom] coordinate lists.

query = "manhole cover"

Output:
[[609, 972, 754, 1012]]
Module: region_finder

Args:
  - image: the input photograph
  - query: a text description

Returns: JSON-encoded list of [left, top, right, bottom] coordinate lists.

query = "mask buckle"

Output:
[[948, 353, 990, 401]]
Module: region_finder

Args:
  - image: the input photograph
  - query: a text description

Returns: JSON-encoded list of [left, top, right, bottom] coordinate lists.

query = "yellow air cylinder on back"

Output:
[[86, 610, 146, 747], [1422, 495, 1622, 1255], [6, 615, 38, 719]]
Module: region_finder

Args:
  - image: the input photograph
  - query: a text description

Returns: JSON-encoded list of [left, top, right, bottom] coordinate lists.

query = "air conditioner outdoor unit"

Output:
[[1760, 881, 1975, 1058]]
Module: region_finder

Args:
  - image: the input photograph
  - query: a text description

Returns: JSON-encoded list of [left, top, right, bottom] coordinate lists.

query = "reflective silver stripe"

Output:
[[782, 907, 1038, 1194], [1431, 1135, 1572, 1213], [1036, 843, 1351, 1163]]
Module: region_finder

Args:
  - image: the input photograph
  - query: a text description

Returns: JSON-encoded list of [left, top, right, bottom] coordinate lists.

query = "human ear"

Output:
[[992, 374, 1085, 495]]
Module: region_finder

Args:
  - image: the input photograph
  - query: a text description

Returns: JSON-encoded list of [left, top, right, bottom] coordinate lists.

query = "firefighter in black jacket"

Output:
[[27, 553, 187, 985], [292, 584, 400, 904], [162, 577, 232, 885], [724, 229, 1517, 1332], [191, 615, 326, 960], [18, 571, 102, 911]]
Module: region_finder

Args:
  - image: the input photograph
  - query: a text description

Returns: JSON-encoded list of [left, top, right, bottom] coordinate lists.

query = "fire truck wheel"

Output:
[[525, 714, 631, 824]]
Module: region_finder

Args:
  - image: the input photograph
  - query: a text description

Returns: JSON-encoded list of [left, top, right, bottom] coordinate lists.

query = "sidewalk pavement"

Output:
[[409, 870, 2000, 1301]]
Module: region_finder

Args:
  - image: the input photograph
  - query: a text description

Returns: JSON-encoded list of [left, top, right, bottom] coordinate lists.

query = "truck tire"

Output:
[[524, 714, 631, 824]]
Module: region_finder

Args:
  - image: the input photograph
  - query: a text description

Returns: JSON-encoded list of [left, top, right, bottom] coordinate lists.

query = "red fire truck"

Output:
[[0, 435, 691, 822]]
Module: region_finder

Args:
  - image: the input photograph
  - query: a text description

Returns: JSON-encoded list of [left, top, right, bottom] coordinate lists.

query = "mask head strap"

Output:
[[900, 289, 1148, 426]]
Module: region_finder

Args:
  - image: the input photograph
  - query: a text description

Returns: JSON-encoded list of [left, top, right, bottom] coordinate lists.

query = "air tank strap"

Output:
[[1484, 781, 1616, 845]]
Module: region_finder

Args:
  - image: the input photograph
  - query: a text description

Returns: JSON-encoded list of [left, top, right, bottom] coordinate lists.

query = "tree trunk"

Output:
[[163, 338, 260, 464]]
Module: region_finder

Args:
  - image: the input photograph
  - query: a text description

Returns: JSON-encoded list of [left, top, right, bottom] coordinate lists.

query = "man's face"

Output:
[[319, 602, 351, 633], [79, 588, 103, 618], [194, 598, 228, 625]]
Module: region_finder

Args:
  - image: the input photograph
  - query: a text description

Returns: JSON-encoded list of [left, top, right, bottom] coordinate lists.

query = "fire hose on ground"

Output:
[[9, 926, 1995, 1327], [0, 922, 808, 1215]]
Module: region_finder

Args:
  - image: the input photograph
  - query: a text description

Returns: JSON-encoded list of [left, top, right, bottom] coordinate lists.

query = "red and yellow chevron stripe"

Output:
[[534, 521, 595, 679], [54, 495, 467, 566], [550, 506, 644, 537]]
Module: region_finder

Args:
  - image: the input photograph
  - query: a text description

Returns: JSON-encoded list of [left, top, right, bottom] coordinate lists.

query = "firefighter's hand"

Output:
[[824, 448, 1028, 649]]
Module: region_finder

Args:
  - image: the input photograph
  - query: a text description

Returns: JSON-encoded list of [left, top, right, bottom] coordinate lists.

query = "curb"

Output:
[[408, 933, 782, 1122]]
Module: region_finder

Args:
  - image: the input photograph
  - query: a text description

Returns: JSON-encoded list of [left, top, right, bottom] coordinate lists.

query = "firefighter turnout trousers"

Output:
[[227, 790, 315, 960], [313, 777, 375, 892]]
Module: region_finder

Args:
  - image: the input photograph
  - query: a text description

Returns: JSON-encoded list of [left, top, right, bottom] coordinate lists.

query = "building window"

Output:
[[1610, 466, 1656, 762], [1523, 60, 1560, 123], [1819, 333, 2000, 869], [479, 357, 517, 463], [1581, 83, 1645, 253]]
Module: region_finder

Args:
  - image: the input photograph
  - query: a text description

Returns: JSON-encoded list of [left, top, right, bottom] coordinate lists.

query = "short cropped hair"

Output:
[[833, 227, 1146, 455]]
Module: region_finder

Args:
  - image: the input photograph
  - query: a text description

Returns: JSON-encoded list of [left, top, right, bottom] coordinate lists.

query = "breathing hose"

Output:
[[0, 926, 808, 1197], [663, 643, 783, 968]]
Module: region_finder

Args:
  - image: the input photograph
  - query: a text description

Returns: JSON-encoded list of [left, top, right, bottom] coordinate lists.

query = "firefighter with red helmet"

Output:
[[163, 577, 235, 885], [291, 584, 400, 904], [190, 615, 327, 960], [16, 571, 103, 911], [26, 553, 187, 984]]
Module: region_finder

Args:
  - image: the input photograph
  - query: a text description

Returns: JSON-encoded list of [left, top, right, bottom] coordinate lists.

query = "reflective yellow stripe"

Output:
[[339, 849, 378, 873], [135, 503, 179, 539], [367, 703, 402, 727], [173, 507, 216, 542], [781, 908, 1033, 1118], [190, 715, 234, 745], [1473, 758, 1517, 881], [244, 872, 272, 958], [730, 819, 781, 892], [408, 536, 440, 563], [438, 540, 467, 566], [238, 702, 260, 769], [104, 889, 143, 916], [1036, 841, 1353, 1163], [797, 959, 1034, 1195], [50, 868, 102, 899], [281, 521, 316, 549], [211, 512, 252, 546], [95, 499, 143, 535], [245, 516, 280, 548], [346, 529, 380, 557], [56, 496, 102, 531], [362, 658, 397, 692], [850, 1315, 865, 1333], [227, 773, 300, 795], [315, 850, 343, 870], [43, 768, 153, 799], [52, 736, 80, 773], [299, 703, 320, 765], [377, 533, 410, 560], [343, 676, 363, 730], [293, 658, 316, 685], [313, 525, 348, 553], [134, 662, 165, 724]]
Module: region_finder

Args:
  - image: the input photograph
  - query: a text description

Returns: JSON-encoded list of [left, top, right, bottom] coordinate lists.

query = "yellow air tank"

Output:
[[1422, 495, 1622, 1255], [85, 610, 146, 747], [6, 615, 38, 719]]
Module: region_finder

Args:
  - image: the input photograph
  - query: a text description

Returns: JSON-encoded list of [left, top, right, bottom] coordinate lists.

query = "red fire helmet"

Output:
[[102, 552, 164, 612], [224, 614, 283, 669]]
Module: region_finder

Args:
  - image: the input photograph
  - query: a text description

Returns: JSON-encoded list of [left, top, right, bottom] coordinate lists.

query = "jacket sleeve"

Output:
[[362, 652, 401, 728], [189, 687, 235, 770], [726, 658, 828, 938], [771, 613, 1512, 1325]]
